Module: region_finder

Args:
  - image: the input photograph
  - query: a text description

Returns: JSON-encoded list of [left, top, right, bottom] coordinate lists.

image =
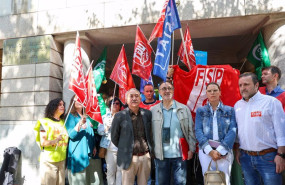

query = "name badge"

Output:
[[251, 111, 262, 117]]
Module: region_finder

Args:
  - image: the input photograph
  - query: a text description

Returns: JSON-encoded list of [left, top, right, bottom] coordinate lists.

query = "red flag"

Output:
[[132, 26, 153, 81], [177, 26, 196, 70], [110, 45, 135, 89], [148, 0, 169, 43], [172, 65, 241, 114], [85, 65, 103, 123], [119, 87, 127, 104], [69, 32, 87, 105]]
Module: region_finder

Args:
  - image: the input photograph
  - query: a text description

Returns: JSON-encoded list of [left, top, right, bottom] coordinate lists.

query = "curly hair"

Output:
[[44, 98, 65, 120]]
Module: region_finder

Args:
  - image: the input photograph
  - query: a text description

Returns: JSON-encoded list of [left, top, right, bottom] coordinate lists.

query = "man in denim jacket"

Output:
[[151, 81, 196, 185]]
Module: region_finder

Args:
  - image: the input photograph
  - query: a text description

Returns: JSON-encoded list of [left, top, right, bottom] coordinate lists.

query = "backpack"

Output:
[[0, 147, 22, 185]]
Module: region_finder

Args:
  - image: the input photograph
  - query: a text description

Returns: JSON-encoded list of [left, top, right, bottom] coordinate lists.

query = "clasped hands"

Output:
[[209, 150, 225, 161]]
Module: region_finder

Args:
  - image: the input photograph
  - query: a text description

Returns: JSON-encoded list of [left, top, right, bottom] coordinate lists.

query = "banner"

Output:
[[132, 26, 153, 81], [153, 0, 181, 81], [69, 32, 87, 106], [172, 65, 241, 114], [247, 32, 271, 80]]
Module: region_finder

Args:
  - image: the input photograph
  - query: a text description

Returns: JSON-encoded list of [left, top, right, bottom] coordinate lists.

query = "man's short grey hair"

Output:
[[125, 88, 140, 101]]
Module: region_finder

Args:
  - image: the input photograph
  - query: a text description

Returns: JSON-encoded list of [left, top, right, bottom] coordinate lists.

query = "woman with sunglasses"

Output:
[[98, 97, 123, 185], [195, 82, 237, 185]]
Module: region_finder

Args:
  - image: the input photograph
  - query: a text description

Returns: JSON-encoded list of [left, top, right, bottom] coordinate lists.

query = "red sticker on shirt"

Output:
[[251, 111, 262, 117]]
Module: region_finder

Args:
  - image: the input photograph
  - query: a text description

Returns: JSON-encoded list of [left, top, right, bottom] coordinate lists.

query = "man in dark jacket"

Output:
[[111, 88, 153, 185]]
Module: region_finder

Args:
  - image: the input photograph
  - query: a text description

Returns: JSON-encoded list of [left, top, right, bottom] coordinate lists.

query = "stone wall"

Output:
[[0, 0, 284, 40], [0, 35, 63, 184]]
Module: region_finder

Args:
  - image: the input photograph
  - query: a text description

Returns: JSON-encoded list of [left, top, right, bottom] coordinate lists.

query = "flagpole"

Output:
[[110, 83, 117, 114], [176, 56, 180, 65], [171, 32, 174, 65], [55, 99, 75, 150], [239, 58, 247, 71], [179, 28, 191, 70]]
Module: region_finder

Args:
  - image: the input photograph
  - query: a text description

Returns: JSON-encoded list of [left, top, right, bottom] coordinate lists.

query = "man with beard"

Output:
[[151, 81, 196, 185], [111, 88, 153, 185], [234, 72, 285, 185], [260, 65, 285, 111]]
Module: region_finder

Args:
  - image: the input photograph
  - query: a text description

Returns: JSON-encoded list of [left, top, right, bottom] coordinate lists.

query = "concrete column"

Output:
[[63, 39, 91, 110], [263, 20, 285, 88]]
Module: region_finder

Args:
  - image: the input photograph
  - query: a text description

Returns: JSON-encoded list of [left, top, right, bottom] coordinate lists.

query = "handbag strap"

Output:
[[207, 160, 219, 171]]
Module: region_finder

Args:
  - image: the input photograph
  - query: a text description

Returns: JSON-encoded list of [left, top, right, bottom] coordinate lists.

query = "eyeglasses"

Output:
[[112, 102, 120, 105], [159, 87, 173, 91]]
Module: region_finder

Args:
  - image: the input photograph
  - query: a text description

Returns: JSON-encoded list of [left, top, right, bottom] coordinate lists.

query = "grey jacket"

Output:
[[111, 108, 153, 170], [150, 100, 196, 160]]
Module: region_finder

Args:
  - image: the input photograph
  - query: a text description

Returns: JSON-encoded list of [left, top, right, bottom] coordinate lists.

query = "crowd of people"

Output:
[[34, 65, 285, 185]]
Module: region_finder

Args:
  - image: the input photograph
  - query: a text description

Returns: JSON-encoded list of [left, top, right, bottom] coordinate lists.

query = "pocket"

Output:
[[260, 152, 276, 164]]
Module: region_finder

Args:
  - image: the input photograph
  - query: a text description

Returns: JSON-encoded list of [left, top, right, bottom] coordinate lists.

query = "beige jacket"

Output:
[[150, 100, 196, 160]]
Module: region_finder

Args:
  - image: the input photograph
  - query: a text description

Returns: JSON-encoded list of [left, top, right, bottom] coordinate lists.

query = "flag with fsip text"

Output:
[[69, 32, 87, 106], [132, 25, 153, 81], [172, 65, 241, 114], [153, 0, 181, 81], [177, 26, 196, 70]]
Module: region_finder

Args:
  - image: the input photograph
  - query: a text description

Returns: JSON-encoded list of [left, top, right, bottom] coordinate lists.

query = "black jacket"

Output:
[[111, 107, 153, 170]]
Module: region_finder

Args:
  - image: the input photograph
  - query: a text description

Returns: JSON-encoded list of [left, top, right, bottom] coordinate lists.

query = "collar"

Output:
[[162, 100, 176, 111], [208, 102, 221, 114], [129, 108, 141, 116], [143, 99, 157, 105], [268, 85, 284, 94], [242, 91, 261, 102]]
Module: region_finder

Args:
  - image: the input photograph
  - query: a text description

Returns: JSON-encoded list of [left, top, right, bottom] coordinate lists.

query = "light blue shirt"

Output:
[[162, 101, 183, 158]]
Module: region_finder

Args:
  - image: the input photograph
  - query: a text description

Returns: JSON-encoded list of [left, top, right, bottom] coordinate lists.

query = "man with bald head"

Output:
[[111, 88, 153, 185]]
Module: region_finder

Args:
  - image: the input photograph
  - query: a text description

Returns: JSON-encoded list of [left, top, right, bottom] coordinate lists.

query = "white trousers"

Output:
[[105, 150, 122, 185], [199, 149, 234, 185]]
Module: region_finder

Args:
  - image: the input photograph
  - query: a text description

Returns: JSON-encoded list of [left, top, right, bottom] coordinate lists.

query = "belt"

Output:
[[241, 148, 277, 156], [133, 151, 148, 156]]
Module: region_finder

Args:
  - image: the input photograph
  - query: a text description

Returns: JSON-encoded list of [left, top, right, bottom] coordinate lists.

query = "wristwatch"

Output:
[[277, 152, 285, 159]]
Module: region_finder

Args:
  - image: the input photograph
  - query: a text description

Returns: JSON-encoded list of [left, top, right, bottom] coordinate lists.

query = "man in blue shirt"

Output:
[[260, 66, 285, 111]]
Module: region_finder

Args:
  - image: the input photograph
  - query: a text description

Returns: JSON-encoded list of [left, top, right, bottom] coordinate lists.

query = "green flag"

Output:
[[90, 48, 107, 129], [247, 32, 271, 80], [93, 47, 107, 91]]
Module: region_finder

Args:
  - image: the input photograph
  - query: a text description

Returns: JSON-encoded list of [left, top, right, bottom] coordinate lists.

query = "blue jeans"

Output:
[[155, 157, 187, 185], [239, 150, 282, 185]]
